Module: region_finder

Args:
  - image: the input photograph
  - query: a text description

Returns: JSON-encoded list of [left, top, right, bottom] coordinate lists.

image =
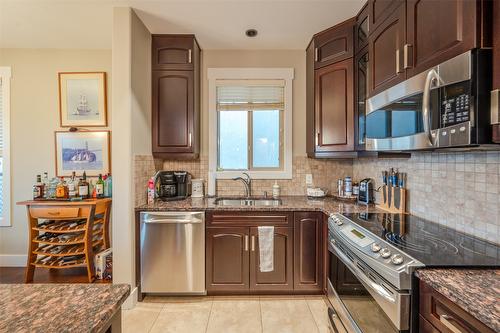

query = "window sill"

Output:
[[215, 170, 292, 180]]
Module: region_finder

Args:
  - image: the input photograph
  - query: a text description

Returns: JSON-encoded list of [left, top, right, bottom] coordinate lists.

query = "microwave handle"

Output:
[[422, 69, 440, 146]]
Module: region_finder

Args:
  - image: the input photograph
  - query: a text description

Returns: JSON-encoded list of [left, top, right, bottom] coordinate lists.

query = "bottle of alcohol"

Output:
[[104, 173, 112, 197], [42, 172, 49, 198], [56, 177, 67, 199], [78, 172, 90, 199], [96, 174, 104, 198], [68, 171, 77, 198], [32, 175, 44, 200]]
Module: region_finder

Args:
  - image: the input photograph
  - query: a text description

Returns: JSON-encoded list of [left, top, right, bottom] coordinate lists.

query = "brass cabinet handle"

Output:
[[316, 132, 320, 147], [188, 49, 192, 63], [314, 48, 319, 62], [396, 49, 401, 74], [251, 235, 255, 252], [188, 132, 192, 147], [440, 314, 469, 333], [244, 235, 249, 251]]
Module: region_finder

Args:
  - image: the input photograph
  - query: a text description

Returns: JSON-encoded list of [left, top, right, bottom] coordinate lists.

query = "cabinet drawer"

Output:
[[419, 280, 495, 333], [30, 207, 80, 219], [206, 212, 292, 227], [313, 19, 354, 69]]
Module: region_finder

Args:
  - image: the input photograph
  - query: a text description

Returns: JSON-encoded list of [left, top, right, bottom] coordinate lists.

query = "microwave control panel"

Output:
[[440, 81, 471, 127]]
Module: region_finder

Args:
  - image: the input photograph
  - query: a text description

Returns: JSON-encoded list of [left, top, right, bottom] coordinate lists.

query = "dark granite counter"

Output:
[[416, 268, 500, 332], [0, 283, 130, 333], [135, 195, 379, 215]]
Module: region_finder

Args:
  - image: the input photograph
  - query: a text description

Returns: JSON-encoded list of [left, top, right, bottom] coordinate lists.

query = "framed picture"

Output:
[[58, 72, 107, 127], [55, 131, 111, 177]]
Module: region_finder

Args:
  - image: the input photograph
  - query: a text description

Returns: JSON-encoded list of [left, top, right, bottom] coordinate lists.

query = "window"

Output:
[[217, 84, 284, 171], [0, 67, 11, 227], [208, 68, 294, 193]]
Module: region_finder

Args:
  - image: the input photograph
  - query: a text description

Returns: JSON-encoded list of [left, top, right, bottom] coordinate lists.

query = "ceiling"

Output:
[[0, 0, 365, 50]]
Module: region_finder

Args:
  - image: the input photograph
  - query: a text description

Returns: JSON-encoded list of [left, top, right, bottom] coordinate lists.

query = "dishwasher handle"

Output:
[[142, 218, 202, 224], [140, 211, 204, 225]]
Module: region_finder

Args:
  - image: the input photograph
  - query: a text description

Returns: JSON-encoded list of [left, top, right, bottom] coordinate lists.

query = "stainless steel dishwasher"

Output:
[[140, 211, 205, 294]]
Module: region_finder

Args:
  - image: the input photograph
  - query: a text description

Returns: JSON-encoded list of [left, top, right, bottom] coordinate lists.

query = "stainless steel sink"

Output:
[[214, 197, 282, 207]]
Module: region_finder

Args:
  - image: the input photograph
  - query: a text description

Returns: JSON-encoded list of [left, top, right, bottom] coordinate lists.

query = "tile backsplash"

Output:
[[134, 151, 500, 244], [353, 151, 500, 244]]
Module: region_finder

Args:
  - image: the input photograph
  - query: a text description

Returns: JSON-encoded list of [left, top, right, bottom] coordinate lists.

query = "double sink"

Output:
[[214, 197, 282, 207]]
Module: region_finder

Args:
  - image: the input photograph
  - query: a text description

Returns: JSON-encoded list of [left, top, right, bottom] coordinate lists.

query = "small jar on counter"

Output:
[[344, 176, 352, 197]]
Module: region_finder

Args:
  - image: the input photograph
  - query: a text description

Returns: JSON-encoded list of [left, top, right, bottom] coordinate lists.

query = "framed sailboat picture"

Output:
[[58, 72, 107, 127], [55, 131, 111, 177]]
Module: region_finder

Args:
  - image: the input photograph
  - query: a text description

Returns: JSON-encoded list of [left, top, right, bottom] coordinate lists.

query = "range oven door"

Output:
[[327, 241, 410, 333]]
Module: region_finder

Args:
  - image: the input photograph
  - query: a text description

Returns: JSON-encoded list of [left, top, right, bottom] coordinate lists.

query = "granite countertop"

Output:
[[0, 283, 130, 333], [135, 195, 379, 215], [416, 268, 500, 332]]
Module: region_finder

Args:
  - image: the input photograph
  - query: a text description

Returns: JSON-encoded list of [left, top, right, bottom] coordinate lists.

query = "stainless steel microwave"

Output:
[[365, 50, 492, 151]]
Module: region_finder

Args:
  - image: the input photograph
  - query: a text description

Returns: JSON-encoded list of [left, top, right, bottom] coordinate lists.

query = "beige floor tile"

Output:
[[206, 299, 262, 333], [122, 303, 163, 333], [306, 297, 330, 333], [261, 299, 319, 333], [149, 300, 213, 333]]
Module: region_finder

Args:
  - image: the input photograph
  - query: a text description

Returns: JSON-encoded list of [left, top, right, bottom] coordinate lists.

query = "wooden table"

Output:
[[17, 199, 112, 283]]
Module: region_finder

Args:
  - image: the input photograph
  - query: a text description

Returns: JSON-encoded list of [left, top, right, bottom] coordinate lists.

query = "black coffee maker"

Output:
[[154, 171, 189, 201]]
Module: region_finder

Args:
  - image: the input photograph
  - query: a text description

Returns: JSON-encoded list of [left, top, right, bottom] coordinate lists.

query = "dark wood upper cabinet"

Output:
[[313, 19, 355, 69], [249, 227, 293, 291], [368, 2, 406, 97], [314, 58, 354, 152], [151, 35, 200, 159], [405, 0, 478, 77], [368, 0, 404, 33], [152, 35, 199, 71], [355, 3, 370, 53], [206, 227, 250, 293], [293, 212, 323, 292], [494, 0, 500, 90]]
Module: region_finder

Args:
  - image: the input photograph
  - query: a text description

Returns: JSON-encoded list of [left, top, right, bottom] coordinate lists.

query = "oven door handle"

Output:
[[422, 68, 440, 146], [330, 241, 397, 304]]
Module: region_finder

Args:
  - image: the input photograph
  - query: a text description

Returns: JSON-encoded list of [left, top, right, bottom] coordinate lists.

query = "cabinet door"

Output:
[[206, 228, 250, 293], [293, 212, 323, 292], [152, 70, 194, 156], [249, 227, 293, 292], [406, 0, 477, 77], [368, 0, 402, 33], [355, 3, 370, 52], [355, 47, 369, 151], [368, 2, 406, 97], [314, 20, 354, 69], [315, 58, 354, 152], [152, 35, 196, 70]]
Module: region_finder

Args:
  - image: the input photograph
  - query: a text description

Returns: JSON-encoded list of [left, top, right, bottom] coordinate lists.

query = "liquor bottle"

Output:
[[104, 173, 112, 197], [90, 180, 97, 198], [68, 171, 77, 198], [78, 172, 90, 199], [56, 177, 67, 199], [32, 175, 44, 199], [42, 172, 49, 198], [96, 174, 104, 198]]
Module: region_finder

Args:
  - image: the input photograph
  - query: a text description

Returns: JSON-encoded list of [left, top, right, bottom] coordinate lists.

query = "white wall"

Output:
[[0, 48, 111, 265], [111, 7, 151, 308]]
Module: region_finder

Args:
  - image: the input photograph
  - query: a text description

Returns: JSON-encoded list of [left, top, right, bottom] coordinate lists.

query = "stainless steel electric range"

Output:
[[326, 212, 500, 333]]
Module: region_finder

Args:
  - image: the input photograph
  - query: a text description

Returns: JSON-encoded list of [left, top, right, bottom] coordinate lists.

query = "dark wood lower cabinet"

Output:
[[293, 212, 323, 292], [249, 227, 293, 292], [206, 227, 249, 293]]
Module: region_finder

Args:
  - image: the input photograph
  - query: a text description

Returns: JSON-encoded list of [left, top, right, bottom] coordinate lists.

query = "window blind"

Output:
[[217, 85, 284, 111]]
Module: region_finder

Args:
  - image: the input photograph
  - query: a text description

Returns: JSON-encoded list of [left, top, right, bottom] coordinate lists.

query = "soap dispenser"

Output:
[[272, 181, 280, 198]]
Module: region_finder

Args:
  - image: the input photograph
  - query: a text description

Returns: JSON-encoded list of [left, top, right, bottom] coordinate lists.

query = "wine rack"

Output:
[[17, 199, 112, 283]]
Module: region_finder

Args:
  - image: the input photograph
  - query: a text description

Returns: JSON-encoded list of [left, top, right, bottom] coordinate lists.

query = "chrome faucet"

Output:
[[232, 172, 252, 198]]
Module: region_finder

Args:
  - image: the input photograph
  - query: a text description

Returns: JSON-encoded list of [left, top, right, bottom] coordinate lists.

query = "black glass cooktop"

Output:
[[343, 212, 500, 267]]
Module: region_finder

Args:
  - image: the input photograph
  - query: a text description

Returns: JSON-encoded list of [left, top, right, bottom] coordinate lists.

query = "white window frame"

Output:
[[0, 67, 11, 227], [208, 68, 294, 194]]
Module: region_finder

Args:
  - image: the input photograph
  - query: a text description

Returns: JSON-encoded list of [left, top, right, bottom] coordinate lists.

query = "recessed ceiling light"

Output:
[[245, 29, 258, 37]]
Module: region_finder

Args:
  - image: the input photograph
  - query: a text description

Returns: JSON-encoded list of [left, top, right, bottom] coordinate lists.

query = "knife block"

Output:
[[377, 185, 407, 214]]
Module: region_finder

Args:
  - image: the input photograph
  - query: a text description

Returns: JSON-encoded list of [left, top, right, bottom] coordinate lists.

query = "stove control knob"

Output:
[[371, 243, 381, 252], [329, 213, 335, 219], [380, 248, 391, 259], [391, 254, 404, 265], [336, 219, 343, 226]]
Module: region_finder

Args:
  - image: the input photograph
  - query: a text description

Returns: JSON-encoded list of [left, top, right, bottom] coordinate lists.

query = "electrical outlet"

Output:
[[305, 174, 313, 185]]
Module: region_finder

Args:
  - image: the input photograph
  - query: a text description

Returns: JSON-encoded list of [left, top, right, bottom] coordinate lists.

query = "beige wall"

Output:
[[200, 49, 307, 156], [0, 48, 111, 260]]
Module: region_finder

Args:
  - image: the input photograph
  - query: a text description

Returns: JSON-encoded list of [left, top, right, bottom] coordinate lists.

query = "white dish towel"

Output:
[[258, 226, 274, 272]]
